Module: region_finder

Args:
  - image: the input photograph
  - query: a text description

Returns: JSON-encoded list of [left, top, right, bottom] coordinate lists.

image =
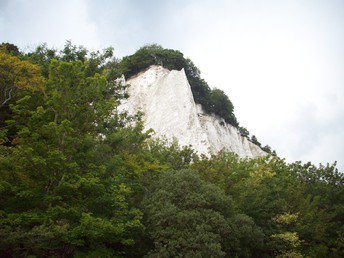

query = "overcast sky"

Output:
[[1, 0, 343, 170]]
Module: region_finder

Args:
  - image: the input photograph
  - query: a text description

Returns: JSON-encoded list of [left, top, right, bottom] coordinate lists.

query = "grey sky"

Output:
[[1, 0, 343, 170]]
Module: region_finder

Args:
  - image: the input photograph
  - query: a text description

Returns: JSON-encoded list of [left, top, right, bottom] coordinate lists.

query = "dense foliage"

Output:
[[118, 44, 239, 127], [0, 43, 343, 257]]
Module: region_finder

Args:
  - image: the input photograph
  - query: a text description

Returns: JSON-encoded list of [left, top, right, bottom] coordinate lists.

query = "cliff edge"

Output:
[[119, 65, 266, 158]]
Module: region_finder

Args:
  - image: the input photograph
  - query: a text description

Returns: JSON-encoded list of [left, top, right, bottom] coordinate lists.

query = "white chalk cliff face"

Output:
[[119, 65, 266, 158]]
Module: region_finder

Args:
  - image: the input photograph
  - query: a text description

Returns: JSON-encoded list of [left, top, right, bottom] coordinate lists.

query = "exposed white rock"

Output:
[[118, 65, 266, 158]]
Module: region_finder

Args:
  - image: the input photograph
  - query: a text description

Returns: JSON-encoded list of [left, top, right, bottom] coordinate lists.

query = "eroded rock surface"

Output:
[[119, 65, 265, 158]]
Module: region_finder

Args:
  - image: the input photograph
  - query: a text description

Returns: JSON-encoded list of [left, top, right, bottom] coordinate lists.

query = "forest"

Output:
[[0, 42, 343, 257]]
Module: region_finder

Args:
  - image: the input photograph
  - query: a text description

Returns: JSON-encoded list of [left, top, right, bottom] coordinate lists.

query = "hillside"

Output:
[[0, 42, 343, 257]]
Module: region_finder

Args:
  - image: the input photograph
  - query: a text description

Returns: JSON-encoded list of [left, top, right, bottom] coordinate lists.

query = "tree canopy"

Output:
[[0, 42, 342, 257]]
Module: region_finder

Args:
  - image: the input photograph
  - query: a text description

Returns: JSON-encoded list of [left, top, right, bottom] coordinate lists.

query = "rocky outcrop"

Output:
[[119, 65, 265, 158]]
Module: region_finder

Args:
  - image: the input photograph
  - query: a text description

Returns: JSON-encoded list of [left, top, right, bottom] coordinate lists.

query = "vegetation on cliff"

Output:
[[0, 42, 342, 257], [118, 44, 239, 127], [117, 44, 274, 154]]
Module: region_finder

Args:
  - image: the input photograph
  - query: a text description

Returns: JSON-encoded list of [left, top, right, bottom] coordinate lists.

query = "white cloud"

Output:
[[173, 0, 344, 170], [0, 0, 100, 50]]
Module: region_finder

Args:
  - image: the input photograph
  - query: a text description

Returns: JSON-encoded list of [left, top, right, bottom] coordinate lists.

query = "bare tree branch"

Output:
[[1, 87, 14, 109], [1, 84, 18, 109]]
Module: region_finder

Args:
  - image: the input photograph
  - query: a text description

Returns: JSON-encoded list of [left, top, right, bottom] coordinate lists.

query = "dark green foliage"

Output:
[[251, 135, 261, 146], [0, 42, 21, 56], [262, 144, 272, 154], [0, 43, 342, 257], [210, 88, 238, 125], [226, 214, 265, 257], [239, 126, 250, 138], [142, 169, 269, 257], [143, 169, 233, 257], [118, 44, 239, 127], [119, 44, 186, 78]]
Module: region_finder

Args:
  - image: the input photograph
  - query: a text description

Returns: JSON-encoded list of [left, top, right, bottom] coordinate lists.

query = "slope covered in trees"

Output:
[[0, 42, 343, 257]]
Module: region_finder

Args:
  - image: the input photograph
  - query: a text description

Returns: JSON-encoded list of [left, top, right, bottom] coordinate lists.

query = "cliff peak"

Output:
[[119, 65, 265, 158]]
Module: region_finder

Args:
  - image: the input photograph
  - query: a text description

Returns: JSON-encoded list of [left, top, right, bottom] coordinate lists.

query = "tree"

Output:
[[210, 88, 238, 126], [0, 51, 44, 110], [25, 41, 116, 79], [0, 58, 144, 257], [239, 126, 250, 138], [251, 135, 261, 147], [0, 51, 45, 138], [0, 42, 21, 56], [1, 43, 343, 257], [262, 144, 272, 154], [143, 169, 233, 257]]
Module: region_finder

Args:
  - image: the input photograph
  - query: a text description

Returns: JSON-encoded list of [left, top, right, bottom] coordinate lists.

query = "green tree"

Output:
[[0, 51, 44, 110], [239, 126, 250, 138], [251, 135, 261, 147], [262, 144, 272, 153], [0, 51, 45, 142], [0, 58, 144, 257], [25, 41, 116, 80], [143, 169, 233, 257], [1, 43, 343, 257], [0, 42, 21, 56], [210, 88, 238, 126]]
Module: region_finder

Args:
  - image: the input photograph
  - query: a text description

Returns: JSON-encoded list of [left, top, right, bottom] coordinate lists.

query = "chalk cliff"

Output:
[[119, 65, 265, 158]]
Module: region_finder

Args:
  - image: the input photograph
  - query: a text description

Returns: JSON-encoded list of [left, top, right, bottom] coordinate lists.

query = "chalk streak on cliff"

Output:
[[119, 65, 266, 158]]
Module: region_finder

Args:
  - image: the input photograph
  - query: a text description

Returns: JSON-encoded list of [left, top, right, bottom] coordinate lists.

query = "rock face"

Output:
[[119, 65, 265, 158]]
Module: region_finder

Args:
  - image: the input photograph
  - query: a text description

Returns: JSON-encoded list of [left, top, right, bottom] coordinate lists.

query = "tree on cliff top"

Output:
[[118, 44, 239, 127]]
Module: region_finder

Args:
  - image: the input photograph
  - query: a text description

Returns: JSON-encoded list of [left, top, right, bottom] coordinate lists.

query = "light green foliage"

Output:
[[273, 213, 299, 226], [0, 49, 144, 257], [270, 213, 302, 257], [0, 42, 343, 257], [147, 138, 199, 170], [24, 41, 117, 79], [271, 232, 301, 249], [0, 51, 45, 134], [192, 152, 343, 257]]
